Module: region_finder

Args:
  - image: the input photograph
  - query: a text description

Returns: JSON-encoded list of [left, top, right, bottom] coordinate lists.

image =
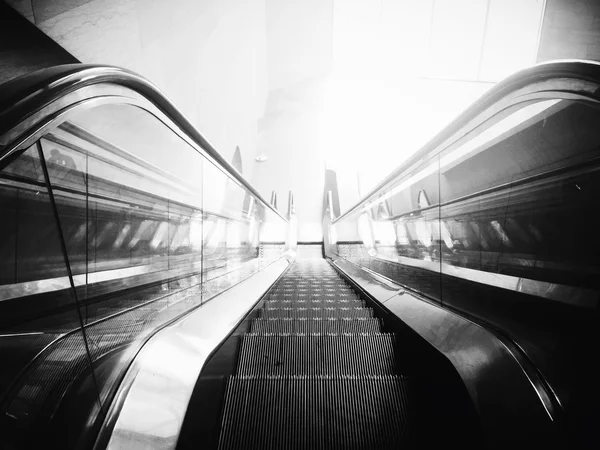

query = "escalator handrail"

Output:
[[372, 154, 600, 223], [332, 59, 600, 224], [0, 64, 287, 222]]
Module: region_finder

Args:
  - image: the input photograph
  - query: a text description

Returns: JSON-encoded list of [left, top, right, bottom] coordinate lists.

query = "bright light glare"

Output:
[[260, 221, 286, 243], [322, 0, 544, 215], [205, 219, 224, 249], [330, 223, 338, 245], [189, 216, 203, 250], [226, 223, 242, 248], [372, 220, 396, 245], [248, 218, 257, 243], [357, 213, 376, 256], [441, 222, 454, 250], [416, 221, 433, 247], [151, 221, 169, 250], [317, 77, 492, 212]]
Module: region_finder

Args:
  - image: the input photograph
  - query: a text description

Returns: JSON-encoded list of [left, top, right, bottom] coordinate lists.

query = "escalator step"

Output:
[[259, 307, 373, 319], [218, 376, 411, 450], [265, 299, 365, 307], [210, 258, 415, 449], [249, 318, 383, 335], [237, 334, 398, 376], [268, 289, 358, 297]]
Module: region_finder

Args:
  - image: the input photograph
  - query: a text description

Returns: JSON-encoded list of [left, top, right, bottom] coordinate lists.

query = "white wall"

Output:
[[265, 0, 334, 91], [22, 0, 269, 182], [324, 0, 545, 214], [250, 81, 329, 242], [248, 0, 335, 241]]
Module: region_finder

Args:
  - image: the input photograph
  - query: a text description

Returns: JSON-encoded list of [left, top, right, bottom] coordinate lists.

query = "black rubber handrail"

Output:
[[333, 59, 600, 224], [372, 154, 600, 223], [0, 64, 287, 222]]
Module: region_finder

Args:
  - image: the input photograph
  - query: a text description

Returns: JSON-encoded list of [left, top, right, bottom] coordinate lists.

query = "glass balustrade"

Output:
[[0, 82, 289, 448], [328, 92, 600, 416]]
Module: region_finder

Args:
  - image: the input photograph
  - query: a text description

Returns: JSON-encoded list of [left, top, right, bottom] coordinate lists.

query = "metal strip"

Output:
[[99, 257, 291, 450], [328, 256, 562, 441]]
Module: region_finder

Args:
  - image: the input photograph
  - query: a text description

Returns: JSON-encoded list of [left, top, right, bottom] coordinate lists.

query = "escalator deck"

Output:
[[217, 259, 411, 450]]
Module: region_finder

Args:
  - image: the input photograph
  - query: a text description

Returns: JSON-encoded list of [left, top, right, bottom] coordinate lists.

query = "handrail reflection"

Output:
[[0, 64, 286, 222]]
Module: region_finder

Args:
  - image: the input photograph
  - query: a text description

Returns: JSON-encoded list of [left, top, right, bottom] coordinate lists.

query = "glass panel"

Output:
[[40, 102, 205, 430], [331, 207, 373, 267], [437, 98, 600, 405], [201, 159, 285, 302], [0, 102, 288, 446], [0, 144, 98, 448], [331, 96, 600, 415], [333, 156, 443, 304], [437, 99, 600, 202], [259, 205, 287, 267]]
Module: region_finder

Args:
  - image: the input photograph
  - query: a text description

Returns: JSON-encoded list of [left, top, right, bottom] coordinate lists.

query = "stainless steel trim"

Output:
[[329, 257, 561, 444], [98, 257, 292, 450], [333, 60, 600, 224], [372, 252, 599, 308], [0, 65, 287, 222]]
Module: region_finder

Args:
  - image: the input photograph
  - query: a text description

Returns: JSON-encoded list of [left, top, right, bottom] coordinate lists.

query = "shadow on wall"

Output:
[[0, 3, 78, 84]]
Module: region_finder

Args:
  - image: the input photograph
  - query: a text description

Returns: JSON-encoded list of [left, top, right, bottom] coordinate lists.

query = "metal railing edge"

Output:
[[0, 64, 287, 222]]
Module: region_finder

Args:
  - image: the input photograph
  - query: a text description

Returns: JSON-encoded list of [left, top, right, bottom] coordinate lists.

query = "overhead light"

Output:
[[255, 153, 268, 162]]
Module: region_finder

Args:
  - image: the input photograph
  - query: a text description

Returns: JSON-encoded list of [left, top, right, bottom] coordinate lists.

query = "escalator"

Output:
[[1, 60, 600, 450], [177, 246, 481, 450], [219, 258, 409, 449], [0, 65, 291, 449]]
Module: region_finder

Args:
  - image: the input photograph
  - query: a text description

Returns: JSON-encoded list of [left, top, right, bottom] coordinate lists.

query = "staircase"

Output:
[[217, 258, 411, 450]]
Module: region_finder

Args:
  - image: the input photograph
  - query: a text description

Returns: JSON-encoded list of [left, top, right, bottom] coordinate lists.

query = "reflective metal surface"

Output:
[[0, 65, 293, 449], [101, 257, 292, 450], [3, 60, 600, 449], [324, 60, 600, 447], [331, 258, 560, 446], [330, 258, 400, 303]]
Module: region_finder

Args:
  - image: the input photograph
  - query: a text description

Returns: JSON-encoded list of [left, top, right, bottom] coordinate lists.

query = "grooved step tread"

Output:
[[218, 376, 411, 450], [259, 307, 373, 319], [250, 318, 382, 335], [265, 300, 365, 307], [217, 259, 409, 449], [237, 334, 398, 376], [268, 294, 359, 301]]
